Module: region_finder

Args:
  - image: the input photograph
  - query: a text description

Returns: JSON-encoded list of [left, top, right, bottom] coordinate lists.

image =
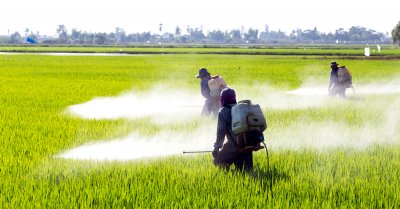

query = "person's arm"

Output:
[[200, 80, 211, 98], [214, 111, 227, 149], [212, 111, 226, 158]]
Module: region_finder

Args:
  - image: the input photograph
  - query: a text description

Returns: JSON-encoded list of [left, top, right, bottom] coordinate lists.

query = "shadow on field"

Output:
[[242, 166, 289, 197], [249, 166, 289, 183]]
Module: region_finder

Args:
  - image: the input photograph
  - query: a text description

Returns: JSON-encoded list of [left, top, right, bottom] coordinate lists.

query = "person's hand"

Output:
[[212, 148, 219, 158]]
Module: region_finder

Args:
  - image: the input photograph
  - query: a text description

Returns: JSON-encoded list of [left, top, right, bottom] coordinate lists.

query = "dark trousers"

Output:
[[214, 149, 253, 172]]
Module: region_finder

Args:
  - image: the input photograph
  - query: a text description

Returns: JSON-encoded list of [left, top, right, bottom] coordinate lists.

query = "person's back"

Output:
[[214, 104, 239, 153], [212, 87, 253, 172]]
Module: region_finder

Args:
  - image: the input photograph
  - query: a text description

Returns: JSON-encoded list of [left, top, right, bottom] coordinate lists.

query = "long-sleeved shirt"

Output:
[[330, 68, 339, 85], [214, 104, 239, 152], [200, 79, 211, 99]]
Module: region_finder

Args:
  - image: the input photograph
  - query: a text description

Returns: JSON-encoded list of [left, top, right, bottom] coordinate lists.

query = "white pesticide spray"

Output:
[[288, 78, 400, 96], [67, 86, 205, 124], [270, 115, 400, 151], [58, 123, 216, 161], [272, 78, 400, 150], [60, 86, 217, 161], [59, 79, 400, 161], [235, 83, 332, 110]]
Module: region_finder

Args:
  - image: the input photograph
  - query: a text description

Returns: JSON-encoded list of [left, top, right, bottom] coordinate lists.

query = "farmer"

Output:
[[212, 87, 253, 172], [328, 61, 347, 98], [195, 68, 221, 117]]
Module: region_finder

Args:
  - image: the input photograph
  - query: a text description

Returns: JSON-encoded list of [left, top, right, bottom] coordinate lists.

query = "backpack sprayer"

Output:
[[182, 100, 271, 176], [182, 100, 273, 197], [338, 66, 356, 97], [231, 100, 270, 173]]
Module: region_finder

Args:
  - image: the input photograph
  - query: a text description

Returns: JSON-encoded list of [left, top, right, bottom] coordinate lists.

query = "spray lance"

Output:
[[181, 134, 269, 171], [183, 150, 212, 154], [182, 132, 269, 166], [181, 132, 271, 180]]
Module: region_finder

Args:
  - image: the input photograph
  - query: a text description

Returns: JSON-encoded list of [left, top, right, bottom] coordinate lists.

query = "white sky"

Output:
[[1, 0, 399, 36]]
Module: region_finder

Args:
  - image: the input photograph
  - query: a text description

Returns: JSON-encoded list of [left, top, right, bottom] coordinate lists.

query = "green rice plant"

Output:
[[1, 53, 400, 208]]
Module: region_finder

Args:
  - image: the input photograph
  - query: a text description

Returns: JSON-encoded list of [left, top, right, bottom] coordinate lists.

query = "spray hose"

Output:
[[261, 141, 270, 173], [262, 138, 273, 198], [182, 139, 273, 197]]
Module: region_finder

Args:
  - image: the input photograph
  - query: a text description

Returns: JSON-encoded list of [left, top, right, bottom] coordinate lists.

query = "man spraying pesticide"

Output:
[[195, 68, 227, 118], [212, 87, 268, 172], [328, 61, 354, 98], [183, 87, 273, 195], [211, 87, 273, 196]]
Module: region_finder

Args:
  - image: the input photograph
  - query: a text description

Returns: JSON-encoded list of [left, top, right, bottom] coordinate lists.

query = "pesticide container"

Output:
[[208, 76, 227, 97], [232, 100, 267, 135]]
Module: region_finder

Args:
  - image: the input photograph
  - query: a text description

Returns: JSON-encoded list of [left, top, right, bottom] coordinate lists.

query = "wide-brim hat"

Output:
[[195, 68, 209, 78], [331, 61, 339, 66]]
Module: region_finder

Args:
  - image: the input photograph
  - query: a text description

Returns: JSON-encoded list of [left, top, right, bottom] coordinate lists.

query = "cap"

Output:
[[195, 68, 209, 78]]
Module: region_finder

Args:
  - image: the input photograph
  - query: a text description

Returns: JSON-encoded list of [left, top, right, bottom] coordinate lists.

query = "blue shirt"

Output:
[[330, 68, 339, 85], [200, 79, 211, 99]]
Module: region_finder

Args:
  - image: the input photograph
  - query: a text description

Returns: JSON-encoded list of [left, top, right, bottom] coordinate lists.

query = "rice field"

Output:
[[1, 52, 400, 208]]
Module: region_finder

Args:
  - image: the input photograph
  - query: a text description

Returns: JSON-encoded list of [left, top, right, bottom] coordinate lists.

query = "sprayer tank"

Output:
[[231, 100, 267, 134], [208, 76, 227, 97]]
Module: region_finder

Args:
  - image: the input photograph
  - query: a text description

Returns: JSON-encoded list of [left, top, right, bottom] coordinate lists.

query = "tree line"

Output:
[[1, 23, 400, 45]]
